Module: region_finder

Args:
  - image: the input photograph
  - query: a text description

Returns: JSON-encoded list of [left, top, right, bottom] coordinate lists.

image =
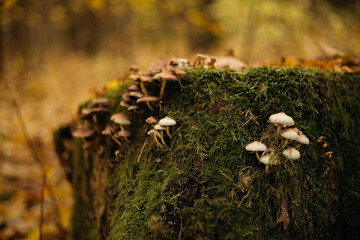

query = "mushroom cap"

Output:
[[101, 125, 117, 135], [118, 129, 132, 137], [174, 68, 186, 76], [296, 134, 310, 145], [245, 141, 267, 152], [72, 125, 95, 138], [111, 113, 131, 125], [145, 116, 157, 124], [120, 100, 130, 108], [269, 112, 295, 127], [90, 97, 109, 107], [154, 123, 166, 131], [136, 96, 160, 103], [280, 128, 298, 140], [152, 69, 178, 81], [159, 117, 176, 126], [122, 92, 131, 102], [128, 85, 140, 91], [129, 74, 141, 81], [148, 129, 161, 137], [140, 75, 153, 83], [129, 91, 144, 98], [283, 148, 301, 160], [259, 153, 280, 165], [81, 107, 108, 116], [128, 105, 139, 111]]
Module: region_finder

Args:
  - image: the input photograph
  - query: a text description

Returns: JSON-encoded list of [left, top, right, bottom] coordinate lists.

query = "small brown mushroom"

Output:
[[136, 95, 160, 111], [72, 125, 95, 141], [145, 116, 157, 125], [102, 125, 122, 147], [118, 129, 132, 143], [152, 69, 180, 100], [111, 113, 131, 130], [148, 129, 163, 148]]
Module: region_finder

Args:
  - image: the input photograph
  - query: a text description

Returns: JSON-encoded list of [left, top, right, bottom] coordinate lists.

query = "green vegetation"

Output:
[[68, 67, 360, 239]]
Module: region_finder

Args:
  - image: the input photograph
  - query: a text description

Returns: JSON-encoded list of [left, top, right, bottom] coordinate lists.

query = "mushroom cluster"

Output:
[[147, 116, 176, 148], [245, 112, 310, 173]]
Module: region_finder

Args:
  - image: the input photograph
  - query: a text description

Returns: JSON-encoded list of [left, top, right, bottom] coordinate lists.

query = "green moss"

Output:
[[66, 67, 360, 239]]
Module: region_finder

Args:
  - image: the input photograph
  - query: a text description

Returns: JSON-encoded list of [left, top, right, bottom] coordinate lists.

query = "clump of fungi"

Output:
[[245, 112, 310, 173], [147, 116, 177, 148]]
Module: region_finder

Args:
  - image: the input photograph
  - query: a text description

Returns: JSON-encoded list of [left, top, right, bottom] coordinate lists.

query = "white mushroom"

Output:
[[159, 117, 176, 139], [259, 153, 280, 173], [269, 112, 295, 133], [283, 148, 301, 160], [280, 128, 298, 148], [245, 141, 267, 160]]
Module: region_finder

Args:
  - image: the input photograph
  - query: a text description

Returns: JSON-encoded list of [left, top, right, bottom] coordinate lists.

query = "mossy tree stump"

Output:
[[55, 67, 360, 239]]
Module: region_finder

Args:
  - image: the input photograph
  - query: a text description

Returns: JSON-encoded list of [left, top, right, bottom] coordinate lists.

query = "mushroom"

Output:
[[122, 92, 131, 102], [159, 117, 176, 139], [102, 125, 122, 147], [117, 129, 132, 143], [282, 148, 301, 160], [152, 69, 180, 100], [148, 129, 163, 148], [260, 153, 280, 173], [295, 134, 310, 148], [139, 75, 154, 96], [145, 116, 157, 126], [280, 128, 298, 148], [154, 123, 167, 146], [72, 125, 95, 140], [128, 85, 140, 91], [120, 100, 130, 108], [80, 107, 108, 125], [129, 91, 144, 99], [111, 113, 131, 130], [89, 97, 109, 108], [136, 95, 159, 111], [128, 105, 140, 113], [245, 141, 267, 160], [269, 112, 295, 133]]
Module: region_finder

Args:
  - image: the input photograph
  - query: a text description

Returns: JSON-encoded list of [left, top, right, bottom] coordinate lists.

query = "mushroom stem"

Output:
[[165, 126, 172, 139], [140, 82, 149, 96], [145, 101, 154, 111], [282, 139, 289, 149], [93, 115, 98, 125], [159, 80, 167, 100], [276, 125, 282, 134], [110, 134, 122, 146], [160, 131, 167, 147], [152, 135, 163, 148], [265, 165, 270, 173], [120, 125, 124, 131], [255, 151, 260, 161], [295, 143, 301, 149], [177, 79, 184, 88], [123, 136, 131, 143]]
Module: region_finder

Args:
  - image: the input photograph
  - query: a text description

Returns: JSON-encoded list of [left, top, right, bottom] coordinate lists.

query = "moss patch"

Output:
[[63, 67, 360, 239]]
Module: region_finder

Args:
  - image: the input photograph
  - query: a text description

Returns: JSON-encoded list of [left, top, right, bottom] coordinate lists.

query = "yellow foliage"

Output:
[[106, 79, 120, 91], [86, 0, 105, 11], [283, 57, 297, 67]]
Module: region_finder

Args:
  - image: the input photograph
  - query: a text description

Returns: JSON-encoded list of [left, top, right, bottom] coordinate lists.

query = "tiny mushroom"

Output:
[[118, 129, 132, 143], [145, 116, 157, 125], [129, 91, 144, 99], [280, 128, 299, 148], [148, 129, 163, 148], [153, 69, 180, 100], [89, 97, 109, 108], [136, 95, 159, 111], [259, 153, 280, 173], [72, 125, 95, 140], [128, 105, 140, 113], [139, 75, 154, 96], [245, 141, 267, 160], [120, 100, 130, 108], [283, 148, 301, 160], [111, 113, 131, 130], [269, 112, 295, 133], [81, 107, 108, 125], [128, 85, 140, 91], [154, 123, 167, 146], [295, 134, 310, 146], [102, 125, 122, 146], [159, 117, 176, 139]]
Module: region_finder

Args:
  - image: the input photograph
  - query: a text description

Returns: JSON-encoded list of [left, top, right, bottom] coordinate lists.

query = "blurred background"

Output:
[[0, 0, 359, 239]]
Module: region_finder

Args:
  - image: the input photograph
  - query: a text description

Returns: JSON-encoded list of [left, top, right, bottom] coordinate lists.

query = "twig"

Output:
[[178, 215, 183, 240], [137, 138, 148, 162], [170, 188, 189, 200], [219, 170, 234, 182]]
